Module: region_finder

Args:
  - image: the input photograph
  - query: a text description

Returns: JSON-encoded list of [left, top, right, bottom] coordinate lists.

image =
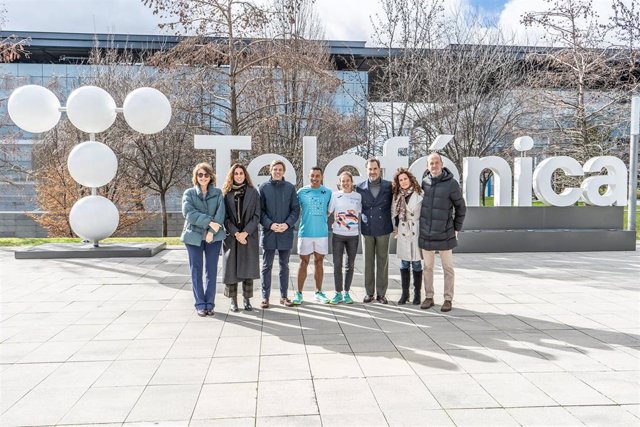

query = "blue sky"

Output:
[[469, 0, 508, 14]]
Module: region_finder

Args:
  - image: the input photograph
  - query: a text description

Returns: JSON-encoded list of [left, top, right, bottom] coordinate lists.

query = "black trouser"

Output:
[[332, 234, 359, 292]]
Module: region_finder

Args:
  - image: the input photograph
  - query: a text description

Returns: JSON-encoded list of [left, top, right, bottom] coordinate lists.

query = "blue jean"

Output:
[[186, 240, 222, 310], [400, 260, 423, 272], [261, 249, 291, 299]]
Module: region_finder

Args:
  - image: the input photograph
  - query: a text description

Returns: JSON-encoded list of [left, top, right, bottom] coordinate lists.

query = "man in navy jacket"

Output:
[[259, 160, 300, 308], [356, 158, 394, 303]]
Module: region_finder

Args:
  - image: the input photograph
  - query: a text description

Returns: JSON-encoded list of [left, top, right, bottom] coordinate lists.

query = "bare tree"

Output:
[[0, 5, 28, 63], [145, 0, 360, 181], [522, 0, 639, 160], [144, 0, 274, 136], [368, 0, 529, 184]]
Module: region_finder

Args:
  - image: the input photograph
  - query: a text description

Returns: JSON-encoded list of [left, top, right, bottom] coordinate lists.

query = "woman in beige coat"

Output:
[[391, 168, 424, 305]]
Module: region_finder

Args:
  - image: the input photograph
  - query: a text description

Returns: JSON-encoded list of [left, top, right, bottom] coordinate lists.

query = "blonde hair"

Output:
[[192, 162, 215, 186]]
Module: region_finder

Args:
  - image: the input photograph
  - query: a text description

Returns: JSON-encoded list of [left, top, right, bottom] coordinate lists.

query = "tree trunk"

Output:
[[160, 191, 168, 237]]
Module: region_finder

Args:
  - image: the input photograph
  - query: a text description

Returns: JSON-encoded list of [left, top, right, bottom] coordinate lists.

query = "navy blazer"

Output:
[[356, 179, 394, 236], [258, 178, 300, 250]]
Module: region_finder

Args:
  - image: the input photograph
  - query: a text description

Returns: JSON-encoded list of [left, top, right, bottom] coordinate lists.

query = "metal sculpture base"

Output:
[[455, 206, 636, 253], [14, 242, 166, 259]]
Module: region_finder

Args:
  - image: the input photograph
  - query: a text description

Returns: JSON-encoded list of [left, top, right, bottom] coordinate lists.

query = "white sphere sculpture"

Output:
[[70, 196, 119, 241], [8, 85, 61, 133], [514, 136, 534, 152], [66, 86, 117, 133], [67, 141, 118, 188], [123, 87, 172, 134]]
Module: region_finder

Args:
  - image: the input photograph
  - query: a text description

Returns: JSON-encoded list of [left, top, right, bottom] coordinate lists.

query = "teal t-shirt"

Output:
[[297, 185, 332, 237]]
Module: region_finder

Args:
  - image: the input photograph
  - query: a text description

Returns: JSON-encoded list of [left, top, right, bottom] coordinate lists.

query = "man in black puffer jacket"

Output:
[[418, 153, 466, 312]]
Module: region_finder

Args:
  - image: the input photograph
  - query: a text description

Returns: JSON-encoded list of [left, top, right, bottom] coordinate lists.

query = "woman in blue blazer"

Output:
[[181, 162, 225, 317]]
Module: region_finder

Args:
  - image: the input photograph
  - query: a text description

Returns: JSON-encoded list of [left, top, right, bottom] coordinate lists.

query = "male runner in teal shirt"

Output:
[[293, 166, 332, 304]]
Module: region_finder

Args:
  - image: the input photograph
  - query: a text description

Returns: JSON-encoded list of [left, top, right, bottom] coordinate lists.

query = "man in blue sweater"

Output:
[[356, 158, 394, 303]]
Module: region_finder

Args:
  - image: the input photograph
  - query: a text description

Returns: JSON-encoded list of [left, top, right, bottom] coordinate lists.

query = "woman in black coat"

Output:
[[221, 163, 261, 312]]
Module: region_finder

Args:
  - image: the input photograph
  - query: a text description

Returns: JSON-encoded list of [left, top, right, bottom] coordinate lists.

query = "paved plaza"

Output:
[[1, 244, 639, 426]]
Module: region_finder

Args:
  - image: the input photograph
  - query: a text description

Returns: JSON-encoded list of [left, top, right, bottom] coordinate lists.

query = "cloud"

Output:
[[314, 0, 382, 42], [2, 0, 166, 34], [496, 0, 618, 45]]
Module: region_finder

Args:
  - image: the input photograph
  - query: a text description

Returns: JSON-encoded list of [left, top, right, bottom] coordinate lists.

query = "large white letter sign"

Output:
[[533, 156, 584, 206], [303, 136, 317, 186], [381, 136, 409, 180], [194, 135, 252, 180], [581, 156, 628, 206], [463, 156, 513, 207], [513, 136, 534, 207]]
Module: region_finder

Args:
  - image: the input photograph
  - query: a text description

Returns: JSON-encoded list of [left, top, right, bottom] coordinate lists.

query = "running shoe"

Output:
[[343, 292, 354, 304], [315, 291, 330, 304], [330, 292, 343, 304]]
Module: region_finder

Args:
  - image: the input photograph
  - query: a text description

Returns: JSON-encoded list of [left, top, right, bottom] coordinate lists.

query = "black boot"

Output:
[[412, 270, 423, 305], [398, 269, 410, 305], [243, 297, 253, 311], [230, 296, 239, 312]]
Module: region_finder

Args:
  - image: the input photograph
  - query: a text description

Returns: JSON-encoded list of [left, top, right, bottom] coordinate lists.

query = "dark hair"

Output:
[[392, 168, 422, 195], [222, 163, 254, 194], [366, 158, 381, 168], [310, 166, 323, 174]]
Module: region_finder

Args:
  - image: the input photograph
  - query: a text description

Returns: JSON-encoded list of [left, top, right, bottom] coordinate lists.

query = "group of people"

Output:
[[180, 153, 466, 317]]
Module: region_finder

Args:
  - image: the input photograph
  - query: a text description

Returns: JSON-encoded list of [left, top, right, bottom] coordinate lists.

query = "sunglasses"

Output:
[[197, 173, 210, 178]]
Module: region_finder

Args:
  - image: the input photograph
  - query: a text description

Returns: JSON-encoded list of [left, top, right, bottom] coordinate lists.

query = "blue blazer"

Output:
[[356, 179, 394, 236]]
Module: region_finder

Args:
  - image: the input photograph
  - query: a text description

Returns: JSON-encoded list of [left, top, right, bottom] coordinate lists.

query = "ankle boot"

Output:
[[230, 296, 239, 312], [412, 270, 423, 305], [398, 269, 410, 305], [243, 297, 253, 311]]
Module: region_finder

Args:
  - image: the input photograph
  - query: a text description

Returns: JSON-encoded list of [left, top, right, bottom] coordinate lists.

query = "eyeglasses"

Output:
[[197, 173, 210, 178]]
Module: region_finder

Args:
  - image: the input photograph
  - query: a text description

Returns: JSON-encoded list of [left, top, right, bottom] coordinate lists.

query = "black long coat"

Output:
[[419, 168, 466, 251], [222, 186, 261, 284]]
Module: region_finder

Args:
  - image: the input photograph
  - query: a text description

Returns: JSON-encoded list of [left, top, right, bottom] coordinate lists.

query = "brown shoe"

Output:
[[260, 299, 269, 309], [280, 297, 294, 307], [376, 295, 388, 304], [363, 295, 374, 303], [441, 300, 452, 312], [420, 298, 434, 309]]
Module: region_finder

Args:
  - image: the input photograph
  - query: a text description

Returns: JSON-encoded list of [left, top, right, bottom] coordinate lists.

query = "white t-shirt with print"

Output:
[[328, 191, 362, 237]]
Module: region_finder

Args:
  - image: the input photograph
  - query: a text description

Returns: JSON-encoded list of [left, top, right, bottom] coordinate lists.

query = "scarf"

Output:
[[232, 182, 246, 227], [394, 187, 414, 222]]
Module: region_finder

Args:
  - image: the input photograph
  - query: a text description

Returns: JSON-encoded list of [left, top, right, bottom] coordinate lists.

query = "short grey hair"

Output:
[[427, 152, 443, 163]]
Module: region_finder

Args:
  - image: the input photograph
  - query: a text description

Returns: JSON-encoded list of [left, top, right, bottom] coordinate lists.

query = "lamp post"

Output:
[[8, 84, 172, 246], [630, 96, 639, 232]]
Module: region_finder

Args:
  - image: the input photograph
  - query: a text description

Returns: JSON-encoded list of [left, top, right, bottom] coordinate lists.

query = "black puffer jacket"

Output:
[[419, 168, 466, 251]]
